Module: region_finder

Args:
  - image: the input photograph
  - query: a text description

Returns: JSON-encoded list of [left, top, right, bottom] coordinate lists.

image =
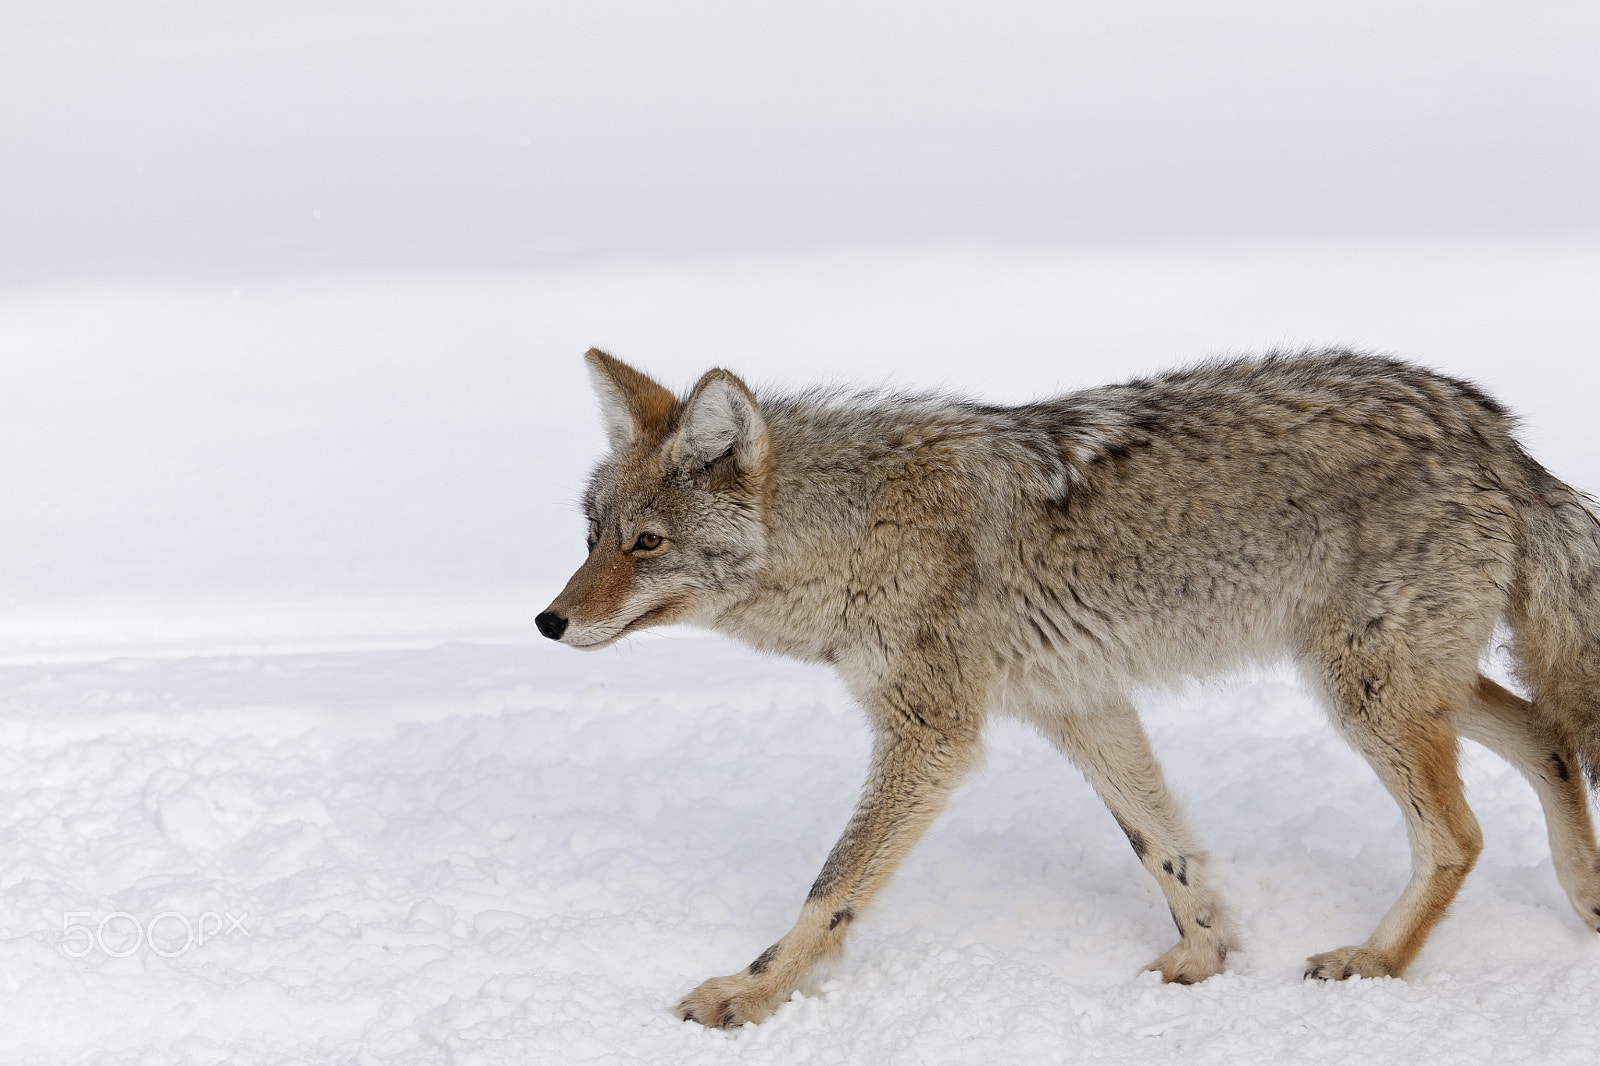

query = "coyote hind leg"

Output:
[[1305, 666, 1483, 980], [1455, 676, 1600, 932], [1040, 696, 1237, 983]]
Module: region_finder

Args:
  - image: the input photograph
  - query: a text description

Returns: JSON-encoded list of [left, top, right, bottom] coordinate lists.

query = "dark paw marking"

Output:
[[1159, 855, 1190, 885], [1114, 815, 1148, 859], [716, 999, 735, 1028], [748, 943, 779, 976], [1549, 753, 1570, 782], [828, 907, 853, 931], [808, 861, 842, 901]]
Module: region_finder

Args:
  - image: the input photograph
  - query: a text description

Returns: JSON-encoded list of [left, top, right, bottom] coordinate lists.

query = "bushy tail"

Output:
[[1509, 453, 1600, 784]]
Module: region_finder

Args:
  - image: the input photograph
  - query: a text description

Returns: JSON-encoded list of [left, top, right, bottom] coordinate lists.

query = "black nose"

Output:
[[535, 611, 568, 641]]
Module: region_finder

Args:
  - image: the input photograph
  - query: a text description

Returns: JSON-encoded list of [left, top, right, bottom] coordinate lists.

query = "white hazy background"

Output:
[[2, 6, 1600, 1065], [3, 1, 1598, 656], [5, 1, 1599, 275]]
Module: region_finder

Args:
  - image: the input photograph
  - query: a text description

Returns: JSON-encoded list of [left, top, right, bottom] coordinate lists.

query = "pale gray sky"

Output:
[[3, 1, 1598, 281]]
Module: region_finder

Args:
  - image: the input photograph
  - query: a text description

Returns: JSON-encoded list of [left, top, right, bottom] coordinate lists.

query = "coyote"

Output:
[[538, 347, 1600, 1027]]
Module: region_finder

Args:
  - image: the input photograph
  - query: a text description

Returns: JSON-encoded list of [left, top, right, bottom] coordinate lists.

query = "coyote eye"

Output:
[[633, 532, 662, 552]]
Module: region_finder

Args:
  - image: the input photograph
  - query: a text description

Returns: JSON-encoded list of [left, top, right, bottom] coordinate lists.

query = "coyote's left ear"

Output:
[[669, 368, 768, 479], [585, 347, 678, 452]]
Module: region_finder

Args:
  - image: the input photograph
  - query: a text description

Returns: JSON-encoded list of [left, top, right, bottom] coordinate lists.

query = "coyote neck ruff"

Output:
[[539, 346, 1600, 1028]]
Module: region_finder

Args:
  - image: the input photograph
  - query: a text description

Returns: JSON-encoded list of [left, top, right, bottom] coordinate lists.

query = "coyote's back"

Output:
[[539, 348, 1600, 1026]]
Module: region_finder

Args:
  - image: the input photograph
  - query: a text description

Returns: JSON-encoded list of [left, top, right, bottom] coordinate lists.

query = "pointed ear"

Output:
[[584, 347, 678, 452], [669, 368, 768, 475]]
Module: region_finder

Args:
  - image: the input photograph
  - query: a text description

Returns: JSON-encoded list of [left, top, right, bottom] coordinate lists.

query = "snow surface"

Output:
[[4, 637, 1600, 1065], [1, 243, 1599, 1063]]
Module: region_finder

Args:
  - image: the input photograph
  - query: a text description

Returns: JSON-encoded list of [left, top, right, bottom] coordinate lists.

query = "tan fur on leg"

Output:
[[1039, 697, 1237, 983], [677, 690, 982, 1027], [1306, 711, 1482, 979], [1456, 676, 1600, 931]]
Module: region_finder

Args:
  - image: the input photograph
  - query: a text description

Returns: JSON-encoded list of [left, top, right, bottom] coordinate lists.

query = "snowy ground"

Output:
[[2, 243, 1599, 1063], [4, 638, 1600, 1065]]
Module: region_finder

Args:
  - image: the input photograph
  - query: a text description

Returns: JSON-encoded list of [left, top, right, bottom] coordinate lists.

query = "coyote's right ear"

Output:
[[584, 348, 678, 452]]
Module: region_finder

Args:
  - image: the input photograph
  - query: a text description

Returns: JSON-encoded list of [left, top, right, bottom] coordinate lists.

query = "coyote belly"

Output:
[[538, 347, 1600, 1026]]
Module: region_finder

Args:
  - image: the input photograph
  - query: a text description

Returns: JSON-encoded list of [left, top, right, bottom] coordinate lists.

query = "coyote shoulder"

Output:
[[539, 347, 1600, 1027]]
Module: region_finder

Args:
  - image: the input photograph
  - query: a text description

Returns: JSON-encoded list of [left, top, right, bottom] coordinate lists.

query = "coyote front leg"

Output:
[[1041, 697, 1237, 982], [677, 692, 980, 1027]]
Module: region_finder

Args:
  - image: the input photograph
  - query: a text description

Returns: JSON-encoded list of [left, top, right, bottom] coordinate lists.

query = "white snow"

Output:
[[3, 636, 1600, 1064]]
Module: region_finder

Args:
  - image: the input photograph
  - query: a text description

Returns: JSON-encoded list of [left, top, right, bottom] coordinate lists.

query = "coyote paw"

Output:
[[1145, 937, 1229, 984], [676, 972, 786, 1028], [1304, 946, 1395, 981], [1558, 861, 1600, 934]]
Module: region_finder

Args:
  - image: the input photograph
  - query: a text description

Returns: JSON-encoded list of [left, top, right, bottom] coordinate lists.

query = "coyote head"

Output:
[[537, 349, 771, 649]]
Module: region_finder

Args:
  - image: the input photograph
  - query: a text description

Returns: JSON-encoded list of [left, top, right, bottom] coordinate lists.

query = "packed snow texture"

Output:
[[2, 245, 1599, 1064], [4, 639, 1600, 1065]]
